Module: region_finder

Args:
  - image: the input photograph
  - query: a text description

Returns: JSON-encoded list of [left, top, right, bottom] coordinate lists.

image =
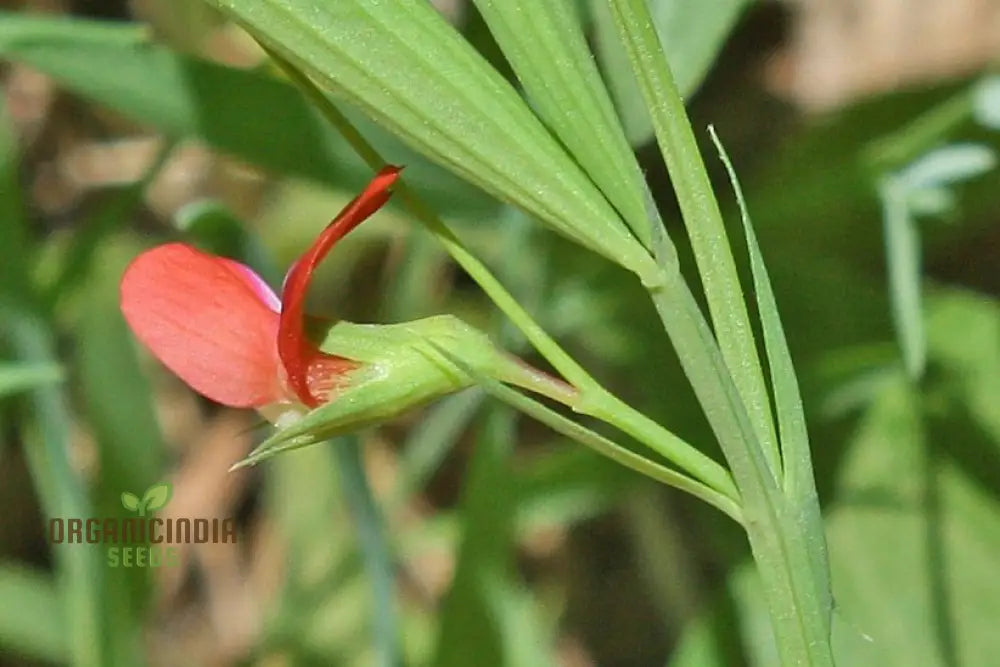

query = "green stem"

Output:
[[447, 349, 744, 524], [496, 352, 738, 501]]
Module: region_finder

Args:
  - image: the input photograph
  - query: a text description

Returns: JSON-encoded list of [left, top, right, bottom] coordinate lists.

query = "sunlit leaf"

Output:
[[206, 0, 658, 282]]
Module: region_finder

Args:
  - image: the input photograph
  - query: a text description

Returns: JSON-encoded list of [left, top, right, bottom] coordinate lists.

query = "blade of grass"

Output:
[[878, 178, 926, 380], [334, 437, 400, 667], [472, 0, 651, 247], [710, 125, 832, 634], [604, 0, 778, 474], [0, 96, 28, 301], [207, 0, 660, 283], [76, 243, 167, 644]]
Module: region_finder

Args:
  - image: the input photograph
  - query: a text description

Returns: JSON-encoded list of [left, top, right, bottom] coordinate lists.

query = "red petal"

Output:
[[278, 165, 403, 407], [120, 243, 284, 407]]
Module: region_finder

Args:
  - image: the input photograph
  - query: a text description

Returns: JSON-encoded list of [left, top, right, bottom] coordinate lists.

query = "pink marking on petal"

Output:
[[278, 165, 403, 407], [120, 243, 284, 407], [219, 257, 281, 312]]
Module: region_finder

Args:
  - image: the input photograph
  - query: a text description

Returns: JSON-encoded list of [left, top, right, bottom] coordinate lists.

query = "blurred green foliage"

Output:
[[0, 1, 998, 666]]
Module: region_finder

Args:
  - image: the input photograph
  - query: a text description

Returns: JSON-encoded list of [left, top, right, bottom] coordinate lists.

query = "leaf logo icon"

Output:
[[120, 482, 172, 516]]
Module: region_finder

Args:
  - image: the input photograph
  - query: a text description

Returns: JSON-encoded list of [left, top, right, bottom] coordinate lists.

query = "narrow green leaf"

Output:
[[592, 0, 751, 146], [75, 237, 168, 516], [605, 0, 779, 473], [710, 125, 832, 631], [472, 0, 651, 247], [879, 177, 925, 380], [207, 0, 659, 282], [0, 564, 66, 663], [334, 438, 400, 667], [0, 12, 146, 47]]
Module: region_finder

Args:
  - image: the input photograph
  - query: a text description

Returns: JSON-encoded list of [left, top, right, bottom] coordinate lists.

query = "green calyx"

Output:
[[236, 315, 566, 468]]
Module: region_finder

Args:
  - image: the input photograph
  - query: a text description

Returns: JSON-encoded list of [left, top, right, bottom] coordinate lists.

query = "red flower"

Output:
[[120, 166, 402, 410]]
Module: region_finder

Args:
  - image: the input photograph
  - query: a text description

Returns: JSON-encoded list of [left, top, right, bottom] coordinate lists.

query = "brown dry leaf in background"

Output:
[[771, 0, 1000, 109]]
